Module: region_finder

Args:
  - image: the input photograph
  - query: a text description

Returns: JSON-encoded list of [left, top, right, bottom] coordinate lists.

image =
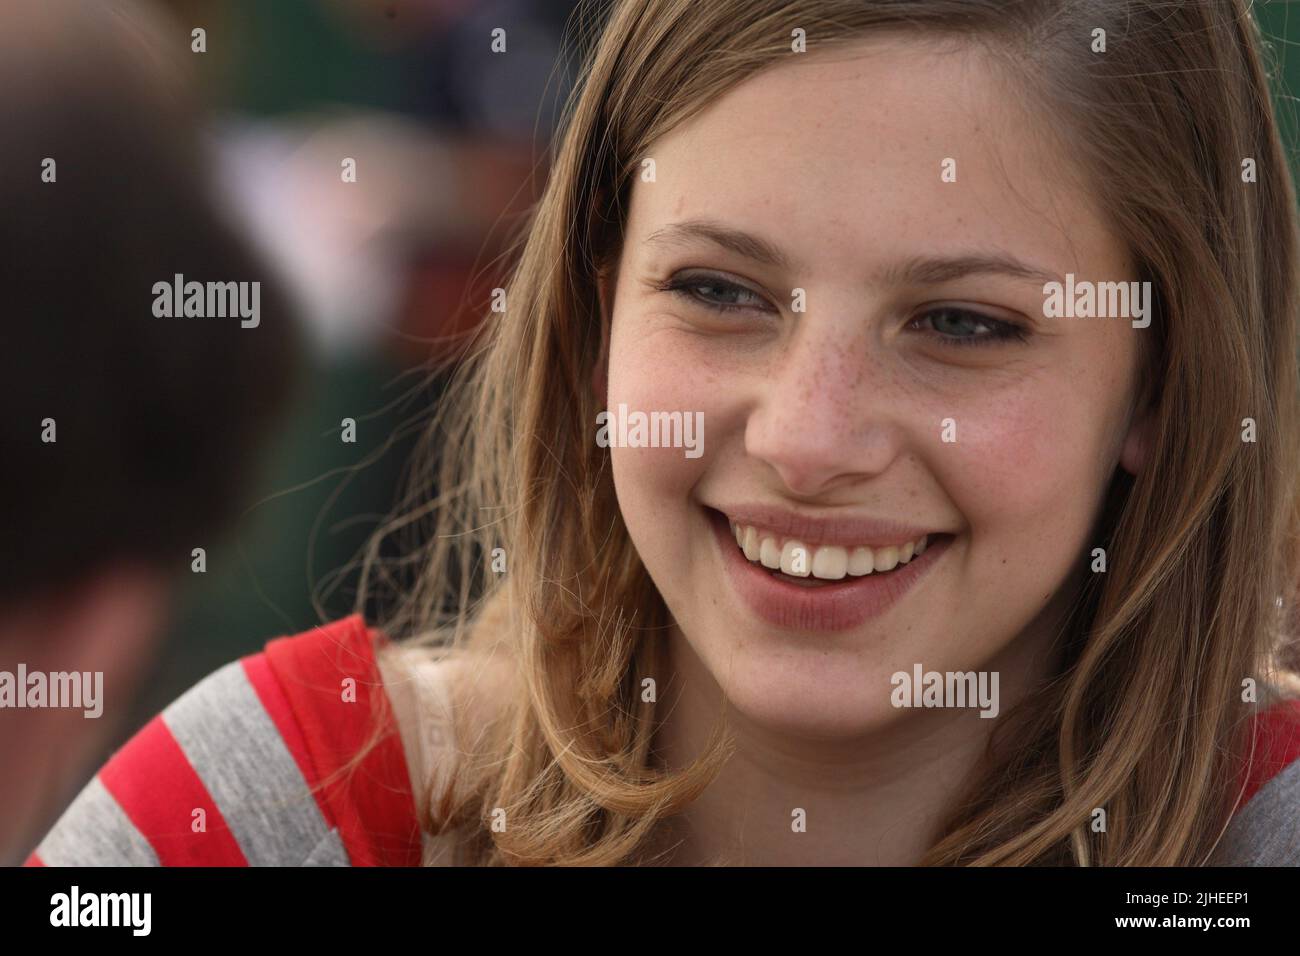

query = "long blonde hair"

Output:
[[355, 0, 1300, 865]]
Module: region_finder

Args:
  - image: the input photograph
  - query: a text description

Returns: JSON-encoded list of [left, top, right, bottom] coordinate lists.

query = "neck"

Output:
[[645, 615, 1066, 866]]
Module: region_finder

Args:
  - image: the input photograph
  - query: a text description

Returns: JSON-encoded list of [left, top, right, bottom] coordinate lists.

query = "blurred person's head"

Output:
[[0, 0, 299, 862], [362, 0, 1300, 866]]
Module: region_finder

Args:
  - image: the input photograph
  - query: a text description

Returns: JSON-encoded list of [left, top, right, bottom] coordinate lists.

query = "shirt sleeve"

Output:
[[1211, 697, 1300, 865]]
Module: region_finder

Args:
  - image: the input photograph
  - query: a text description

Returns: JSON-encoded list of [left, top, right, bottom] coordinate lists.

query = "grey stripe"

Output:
[[1211, 758, 1300, 865], [300, 828, 351, 866], [161, 659, 337, 866], [36, 776, 161, 866]]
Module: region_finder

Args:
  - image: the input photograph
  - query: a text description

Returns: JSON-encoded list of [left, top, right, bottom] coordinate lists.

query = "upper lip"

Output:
[[711, 503, 945, 548]]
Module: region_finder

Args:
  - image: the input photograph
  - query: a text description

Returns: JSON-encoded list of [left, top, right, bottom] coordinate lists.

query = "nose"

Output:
[[744, 320, 906, 497]]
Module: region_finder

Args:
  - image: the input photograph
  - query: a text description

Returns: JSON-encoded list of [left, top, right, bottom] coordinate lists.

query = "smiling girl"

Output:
[[28, 0, 1300, 867]]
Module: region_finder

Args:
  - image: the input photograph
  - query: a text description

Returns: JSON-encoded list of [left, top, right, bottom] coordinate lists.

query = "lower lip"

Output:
[[709, 509, 952, 632]]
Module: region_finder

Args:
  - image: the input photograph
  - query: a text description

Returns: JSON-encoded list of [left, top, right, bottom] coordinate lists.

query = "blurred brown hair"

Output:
[[0, 0, 301, 605]]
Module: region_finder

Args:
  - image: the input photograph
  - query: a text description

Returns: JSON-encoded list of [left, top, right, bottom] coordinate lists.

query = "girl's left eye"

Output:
[[659, 274, 773, 313], [909, 306, 1029, 347]]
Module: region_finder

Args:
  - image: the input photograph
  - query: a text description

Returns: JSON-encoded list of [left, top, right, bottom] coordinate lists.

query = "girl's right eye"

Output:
[[658, 273, 774, 314]]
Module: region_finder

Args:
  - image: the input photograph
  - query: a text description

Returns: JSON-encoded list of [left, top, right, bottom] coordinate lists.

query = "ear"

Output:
[[1119, 397, 1155, 476], [593, 267, 615, 401]]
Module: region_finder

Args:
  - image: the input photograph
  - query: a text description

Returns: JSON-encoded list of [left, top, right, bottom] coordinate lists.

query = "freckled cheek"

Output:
[[607, 332, 736, 439], [611, 338, 682, 406], [930, 391, 1104, 540], [607, 336, 719, 540]]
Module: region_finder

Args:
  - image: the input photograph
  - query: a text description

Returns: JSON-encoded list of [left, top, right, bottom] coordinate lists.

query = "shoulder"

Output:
[[27, 614, 421, 867], [1211, 698, 1300, 866], [376, 636, 516, 864]]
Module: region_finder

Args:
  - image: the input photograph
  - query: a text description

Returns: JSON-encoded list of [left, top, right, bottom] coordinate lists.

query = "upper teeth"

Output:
[[728, 521, 929, 579]]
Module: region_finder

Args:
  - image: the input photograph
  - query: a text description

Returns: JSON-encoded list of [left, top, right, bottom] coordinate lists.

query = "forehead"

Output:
[[626, 34, 1126, 280]]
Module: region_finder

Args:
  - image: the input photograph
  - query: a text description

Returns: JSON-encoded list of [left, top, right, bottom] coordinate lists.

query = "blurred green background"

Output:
[[118, 0, 582, 737]]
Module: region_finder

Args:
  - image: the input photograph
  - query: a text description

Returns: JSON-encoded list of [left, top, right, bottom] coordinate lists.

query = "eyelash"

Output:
[[657, 273, 1030, 348], [910, 306, 1030, 348], [658, 274, 772, 314]]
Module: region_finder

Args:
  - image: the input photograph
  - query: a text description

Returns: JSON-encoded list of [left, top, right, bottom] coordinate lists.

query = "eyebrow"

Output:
[[643, 217, 1061, 287], [880, 253, 1061, 287], [644, 218, 794, 270]]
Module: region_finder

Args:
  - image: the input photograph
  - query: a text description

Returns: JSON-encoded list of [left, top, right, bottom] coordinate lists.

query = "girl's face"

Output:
[[603, 36, 1149, 739]]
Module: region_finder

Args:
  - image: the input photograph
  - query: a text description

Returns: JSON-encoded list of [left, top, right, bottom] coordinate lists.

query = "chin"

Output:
[[677, 623, 918, 740]]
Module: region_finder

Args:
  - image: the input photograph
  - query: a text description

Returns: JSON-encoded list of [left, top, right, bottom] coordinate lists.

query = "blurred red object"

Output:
[[391, 138, 541, 366]]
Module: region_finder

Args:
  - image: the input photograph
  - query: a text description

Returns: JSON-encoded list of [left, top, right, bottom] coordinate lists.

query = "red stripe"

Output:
[[99, 715, 249, 866], [265, 615, 421, 867], [240, 652, 337, 832], [1240, 698, 1300, 805], [23, 852, 44, 867]]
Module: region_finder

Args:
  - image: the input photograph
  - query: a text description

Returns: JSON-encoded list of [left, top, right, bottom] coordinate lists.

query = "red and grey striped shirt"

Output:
[[23, 614, 1300, 866], [26, 614, 421, 867]]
